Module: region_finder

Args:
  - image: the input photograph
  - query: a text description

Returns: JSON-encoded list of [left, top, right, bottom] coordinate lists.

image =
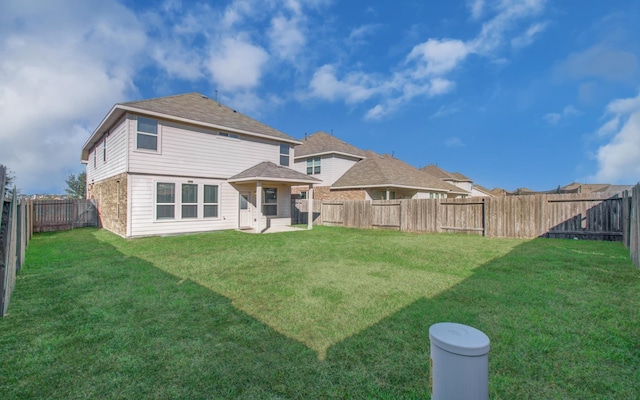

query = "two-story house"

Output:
[[292, 131, 468, 200], [81, 92, 319, 238]]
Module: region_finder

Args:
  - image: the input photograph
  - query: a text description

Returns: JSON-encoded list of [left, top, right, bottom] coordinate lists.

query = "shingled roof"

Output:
[[82, 92, 298, 162], [420, 164, 472, 182], [332, 153, 468, 194], [294, 131, 367, 159], [121, 93, 294, 141], [228, 161, 320, 184]]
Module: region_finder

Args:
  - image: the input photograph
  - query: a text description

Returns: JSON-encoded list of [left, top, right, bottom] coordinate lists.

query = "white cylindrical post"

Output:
[[429, 322, 490, 400]]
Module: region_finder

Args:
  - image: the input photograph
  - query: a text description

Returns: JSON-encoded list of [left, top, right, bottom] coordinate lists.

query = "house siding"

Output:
[[87, 172, 128, 237], [128, 116, 285, 179], [129, 174, 238, 238], [293, 154, 360, 186], [86, 117, 128, 184]]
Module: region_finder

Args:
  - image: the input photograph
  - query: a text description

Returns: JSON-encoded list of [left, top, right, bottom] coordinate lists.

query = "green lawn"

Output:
[[1, 227, 639, 399]]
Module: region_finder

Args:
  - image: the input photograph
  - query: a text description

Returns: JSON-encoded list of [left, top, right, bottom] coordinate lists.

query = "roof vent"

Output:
[[201, 95, 208, 99]]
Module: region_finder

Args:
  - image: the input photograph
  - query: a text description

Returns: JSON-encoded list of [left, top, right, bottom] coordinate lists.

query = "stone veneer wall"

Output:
[[87, 173, 128, 237], [291, 185, 367, 201]]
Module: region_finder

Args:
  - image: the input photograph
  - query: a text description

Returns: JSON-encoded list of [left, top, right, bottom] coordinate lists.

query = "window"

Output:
[[157, 183, 175, 219], [306, 157, 321, 175], [93, 148, 96, 168], [299, 191, 307, 199], [263, 187, 277, 216], [219, 132, 239, 139], [203, 185, 219, 218], [181, 184, 198, 218], [280, 144, 290, 166], [137, 116, 158, 150], [103, 138, 107, 162]]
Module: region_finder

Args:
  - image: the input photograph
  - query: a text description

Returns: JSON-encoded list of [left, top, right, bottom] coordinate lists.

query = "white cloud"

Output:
[[308, 65, 380, 104], [307, 0, 548, 120], [407, 39, 470, 77], [431, 102, 463, 118], [268, 14, 306, 61], [207, 37, 269, 91], [511, 21, 548, 49], [0, 0, 146, 194], [590, 91, 640, 183], [445, 137, 465, 148], [468, 0, 485, 20], [543, 105, 581, 125], [557, 45, 638, 82]]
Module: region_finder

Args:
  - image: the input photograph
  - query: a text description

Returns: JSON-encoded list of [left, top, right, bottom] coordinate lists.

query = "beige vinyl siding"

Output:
[[128, 118, 283, 178], [293, 154, 360, 186], [129, 174, 238, 237], [87, 117, 127, 183]]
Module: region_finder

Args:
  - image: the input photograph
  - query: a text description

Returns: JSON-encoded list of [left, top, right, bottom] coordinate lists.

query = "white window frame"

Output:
[[156, 182, 176, 220], [280, 144, 290, 167], [136, 116, 160, 153], [203, 184, 219, 218], [263, 187, 278, 216], [181, 183, 198, 219], [306, 157, 321, 175]]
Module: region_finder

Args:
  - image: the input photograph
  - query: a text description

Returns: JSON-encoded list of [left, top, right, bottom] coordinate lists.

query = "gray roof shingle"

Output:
[[333, 153, 468, 193], [295, 131, 367, 158], [229, 161, 321, 184], [122, 92, 296, 142]]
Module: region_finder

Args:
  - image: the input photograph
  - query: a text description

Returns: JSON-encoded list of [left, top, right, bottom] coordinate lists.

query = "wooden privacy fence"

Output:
[[32, 199, 98, 233], [628, 183, 640, 268], [1, 166, 33, 317], [294, 192, 633, 241]]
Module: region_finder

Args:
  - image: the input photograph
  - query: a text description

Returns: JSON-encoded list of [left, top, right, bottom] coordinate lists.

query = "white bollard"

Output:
[[429, 322, 490, 400]]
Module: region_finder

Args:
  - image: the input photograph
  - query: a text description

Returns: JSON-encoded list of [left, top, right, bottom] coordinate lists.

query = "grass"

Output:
[[1, 226, 639, 399]]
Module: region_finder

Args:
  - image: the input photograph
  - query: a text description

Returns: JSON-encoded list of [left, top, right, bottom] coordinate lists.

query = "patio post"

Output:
[[307, 185, 314, 230], [256, 181, 262, 233]]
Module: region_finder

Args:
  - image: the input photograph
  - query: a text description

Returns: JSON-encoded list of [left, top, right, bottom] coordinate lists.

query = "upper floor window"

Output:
[[103, 138, 107, 162], [137, 116, 158, 151], [280, 144, 290, 166], [219, 132, 239, 139], [306, 157, 321, 175]]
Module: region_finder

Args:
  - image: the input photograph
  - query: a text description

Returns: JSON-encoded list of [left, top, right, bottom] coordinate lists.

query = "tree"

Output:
[[65, 171, 86, 199]]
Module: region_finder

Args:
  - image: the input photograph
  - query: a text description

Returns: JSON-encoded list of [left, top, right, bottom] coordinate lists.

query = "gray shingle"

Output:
[[123, 92, 296, 142], [295, 131, 367, 158], [333, 153, 468, 193], [229, 161, 321, 183]]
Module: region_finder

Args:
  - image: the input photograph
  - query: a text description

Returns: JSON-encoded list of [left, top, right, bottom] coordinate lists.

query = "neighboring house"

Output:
[[292, 132, 468, 200], [420, 164, 474, 193], [471, 184, 494, 198], [557, 182, 634, 194], [81, 92, 319, 238]]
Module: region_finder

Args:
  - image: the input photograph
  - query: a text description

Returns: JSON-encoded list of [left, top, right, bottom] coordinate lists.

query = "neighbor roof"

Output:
[[82, 92, 299, 162], [332, 152, 469, 194], [228, 161, 321, 185], [420, 164, 472, 182], [294, 131, 367, 159]]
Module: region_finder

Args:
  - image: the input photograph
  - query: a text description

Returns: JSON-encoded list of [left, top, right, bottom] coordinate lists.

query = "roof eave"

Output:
[[331, 183, 453, 192], [228, 176, 320, 184], [117, 105, 302, 145], [294, 151, 365, 160]]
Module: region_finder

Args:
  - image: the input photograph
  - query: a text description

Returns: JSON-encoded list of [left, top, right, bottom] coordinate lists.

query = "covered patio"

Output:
[[228, 161, 321, 233]]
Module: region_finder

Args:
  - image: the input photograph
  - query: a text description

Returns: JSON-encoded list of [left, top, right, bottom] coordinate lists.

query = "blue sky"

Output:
[[2, 0, 640, 194]]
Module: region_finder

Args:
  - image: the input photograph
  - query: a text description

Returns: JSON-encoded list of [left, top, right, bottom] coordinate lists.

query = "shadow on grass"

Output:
[[2, 229, 639, 399]]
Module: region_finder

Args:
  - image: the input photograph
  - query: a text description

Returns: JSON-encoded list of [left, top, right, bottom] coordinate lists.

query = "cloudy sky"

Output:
[[2, 0, 639, 194]]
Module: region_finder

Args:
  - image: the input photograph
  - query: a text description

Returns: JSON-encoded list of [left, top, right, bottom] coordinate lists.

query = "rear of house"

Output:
[[82, 93, 318, 238]]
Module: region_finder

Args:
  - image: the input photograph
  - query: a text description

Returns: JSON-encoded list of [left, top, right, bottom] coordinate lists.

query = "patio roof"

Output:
[[228, 161, 321, 185]]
